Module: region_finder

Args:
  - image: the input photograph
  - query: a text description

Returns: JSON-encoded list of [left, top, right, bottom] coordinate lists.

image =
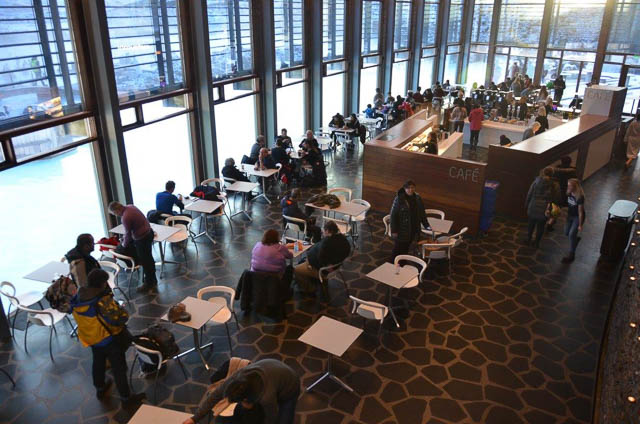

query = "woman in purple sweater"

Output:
[[251, 229, 293, 276]]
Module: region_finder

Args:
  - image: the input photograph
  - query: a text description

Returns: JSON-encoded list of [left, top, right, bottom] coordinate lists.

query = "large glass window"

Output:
[[362, 0, 382, 54], [607, 0, 640, 53], [493, 53, 508, 82], [277, 83, 305, 139], [542, 50, 596, 105], [419, 56, 436, 90], [391, 61, 408, 95], [444, 53, 459, 83], [422, 1, 439, 47], [323, 73, 344, 125], [548, 0, 605, 50], [105, 0, 184, 101], [214, 95, 257, 170], [448, 0, 464, 44], [469, 45, 489, 85], [207, 0, 253, 82], [471, 0, 493, 44], [124, 113, 195, 212], [0, 0, 84, 131], [394, 1, 412, 51], [11, 118, 91, 163], [0, 144, 104, 309], [323, 0, 345, 60], [360, 65, 379, 111], [274, 0, 304, 70], [497, 0, 545, 47]]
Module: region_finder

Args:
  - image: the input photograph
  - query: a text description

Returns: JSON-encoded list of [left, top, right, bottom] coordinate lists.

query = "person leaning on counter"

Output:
[[426, 132, 439, 155]]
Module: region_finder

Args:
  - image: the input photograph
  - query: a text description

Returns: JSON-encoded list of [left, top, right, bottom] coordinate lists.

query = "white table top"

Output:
[[289, 149, 306, 160], [128, 404, 192, 423], [240, 164, 279, 178], [184, 198, 223, 214], [110, 223, 181, 243], [298, 316, 363, 357], [284, 238, 312, 258], [226, 181, 259, 193], [319, 126, 355, 134], [366, 262, 418, 289], [305, 200, 368, 217], [427, 217, 454, 234], [23, 261, 70, 283], [161, 296, 224, 330]]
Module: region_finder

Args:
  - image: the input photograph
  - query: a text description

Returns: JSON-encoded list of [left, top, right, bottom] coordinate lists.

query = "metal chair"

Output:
[[129, 340, 187, 403], [18, 304, 72, 361], [0, 367, 15, 388], [163, 215, 197, 270], [101, 250, 141, 298], [327, 187, 352, 203], [0, 281, 44, 338], [422, 209, 446, 237], [197, 286, 240, 353], [99, 260, 130, 305], [318, 262, 347, 301], [393, 255, 427, 290], [383, 215, 391, 238], [349, 295, 388, 345], [351, 199, 372, 239], [421, 239, 458, 273], [283, 215, 307, 241]]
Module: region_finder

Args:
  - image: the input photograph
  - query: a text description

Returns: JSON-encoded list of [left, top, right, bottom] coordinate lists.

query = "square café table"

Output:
[[161, 296, 223, 371], [427, 217, 454, 238], [305, 200, 368, 239], [226, 181, 259, 221], [366, 262, 418, 328], [184, 198, 224, 244], [240, 164, 279, 204], [23, 261, 70, 284], [298, 315, 363, 392], [128, 404, 192, 423], [109, 223, 181, 270]]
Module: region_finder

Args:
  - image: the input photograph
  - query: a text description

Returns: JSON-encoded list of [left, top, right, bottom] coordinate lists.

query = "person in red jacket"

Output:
[[468, 103, 484, 150]]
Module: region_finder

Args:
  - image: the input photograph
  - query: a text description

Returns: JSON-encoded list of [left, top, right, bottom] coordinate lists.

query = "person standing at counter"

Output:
[[450, 104, 467, 133], [562, 178, 585, 263], [517, 96, 528, 121], [624, 114, 640, 169], [389, 180, 428, 260], [468, 103, 484, 150], [525, 167, 561, 248], [554, 76, 566, 103], [423, 88, 434, 115], [426, 132, 439, 155], [535, 106, 549, 134]]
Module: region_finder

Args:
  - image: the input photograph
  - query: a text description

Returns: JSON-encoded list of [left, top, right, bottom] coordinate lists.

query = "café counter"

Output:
[[486, 114, 618, 218], [363, 112, 487, 235]]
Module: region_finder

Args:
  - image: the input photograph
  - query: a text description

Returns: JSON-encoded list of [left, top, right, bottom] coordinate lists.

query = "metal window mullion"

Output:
[[592, 0, 616, 82], [534, 0, 554, 84], [160, 0, 175, 86], [49, 0, 75, 105], [233, 0, 245, 71], [33, 0, 60, 95], [150, 0, 167, 85]]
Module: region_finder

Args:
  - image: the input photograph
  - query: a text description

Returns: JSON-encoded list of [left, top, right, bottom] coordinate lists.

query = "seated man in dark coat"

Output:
[[275, 128, 292, 149], [280, 189, 322, 243], [293, 221, 351, 293], [221, 158, 250, 182], [270, 139, 290, 167], [65, 234, 101, 287]]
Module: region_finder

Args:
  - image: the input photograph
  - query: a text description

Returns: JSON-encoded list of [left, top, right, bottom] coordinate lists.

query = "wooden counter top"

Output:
[[367, 113, 437, 149]]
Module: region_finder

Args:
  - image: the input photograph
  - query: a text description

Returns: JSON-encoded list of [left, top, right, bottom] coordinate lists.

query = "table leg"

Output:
[[306, 354, 354, 392], [253, 176, 271, 204], [191, 213, 217, 244], [192, 328, 210, 370], [231, 192, 253, 221], [387, 286, 400, 328]]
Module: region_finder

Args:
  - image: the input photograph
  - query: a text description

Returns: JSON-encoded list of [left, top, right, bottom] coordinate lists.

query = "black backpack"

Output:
[[191, 184, 220, 201], [137, 324, 180, 359]]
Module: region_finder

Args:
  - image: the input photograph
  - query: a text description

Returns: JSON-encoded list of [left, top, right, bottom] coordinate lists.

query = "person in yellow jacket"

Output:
[[70, 269, 144, 406]]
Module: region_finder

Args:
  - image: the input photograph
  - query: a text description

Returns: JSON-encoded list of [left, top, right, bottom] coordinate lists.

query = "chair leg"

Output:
[[153, 369, 159, 404], [225, 322, 233, 354], [11, 309, 18, 338], [23, 320, 29, 354], [129, 352, 139, 391], [0, 367, 16, 388], [115, 287, 130, 306], [38, 301, 44, 309], [233, 311, 239, 328], [48, 326, 54, 362], [128, 271, 134, 299], [175, 357, 188, 380]]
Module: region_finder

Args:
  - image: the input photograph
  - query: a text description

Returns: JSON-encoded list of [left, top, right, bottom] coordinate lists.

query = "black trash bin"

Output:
[[600, 200, 638, 260]]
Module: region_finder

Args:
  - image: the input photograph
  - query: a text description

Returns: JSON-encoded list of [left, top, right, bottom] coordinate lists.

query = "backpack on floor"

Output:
[[139, 324, 180, 359]]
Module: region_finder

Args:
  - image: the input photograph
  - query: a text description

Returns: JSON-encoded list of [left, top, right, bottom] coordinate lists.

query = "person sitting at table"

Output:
[[270, 139, 290, 166], [389, 180, 429, 260], [426, 132, 439, 155], [184, 358, 300, 424], [413, 87, 424, 104], [65, 233, 101, 287], [156, 180, 185, 216], [299, 130, 319, 150], [535, 106, 549, 134], [275, 128, 292, 149], [281, 189, 322, 243], [328, 112, 345, 129], [522, 121, 541, 141], [545, 96, 554, 115], [255, 148, 277, 171], [242, 135, 265, 165], [293, 220, 350, 294], [300, 140, 327, 187], [364, 104, 375, 119], [516, 96, 528, 121], [251, 229, 293, 279], [222, 157, 250, 183], [385, 92, 395, 104]]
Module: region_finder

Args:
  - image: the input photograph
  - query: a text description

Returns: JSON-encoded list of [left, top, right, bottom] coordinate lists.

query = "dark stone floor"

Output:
[[0, 144, 637, 424]]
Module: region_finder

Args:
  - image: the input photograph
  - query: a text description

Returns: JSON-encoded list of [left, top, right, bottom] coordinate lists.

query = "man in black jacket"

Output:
[[65, 234, 101, 288], [244, 135, 265, 165], [271, 139, 290, 166], [280, 189, 322, 242], [390, 180, 428, 260], [275, 128, 292, 148], [221, 158, 250, 182], [293, 221, 350, 293]]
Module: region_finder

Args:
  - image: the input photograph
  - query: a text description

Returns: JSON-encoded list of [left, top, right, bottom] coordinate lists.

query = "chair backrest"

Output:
[[327, 187, 352, 202], [0, 281, 19, 306], [99, 260, 120, 278], [197, 285, 236, 310], [451, 226, 468, 240], [133, 342, 163, 370], [283, 215, 307, 236], [109, 251, 137, 270], [425, 209, 445, 219], [383, 215, 391, 237], [222, 177, 236, 187], [351, 199, 371, 217], [394, 254, 427, 282], [318, 262, 343, 283], [17, 304, 55, 326], [202, 178, 225, 193], [164, 215, 192, 232], [349, 295, 388, 322]]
